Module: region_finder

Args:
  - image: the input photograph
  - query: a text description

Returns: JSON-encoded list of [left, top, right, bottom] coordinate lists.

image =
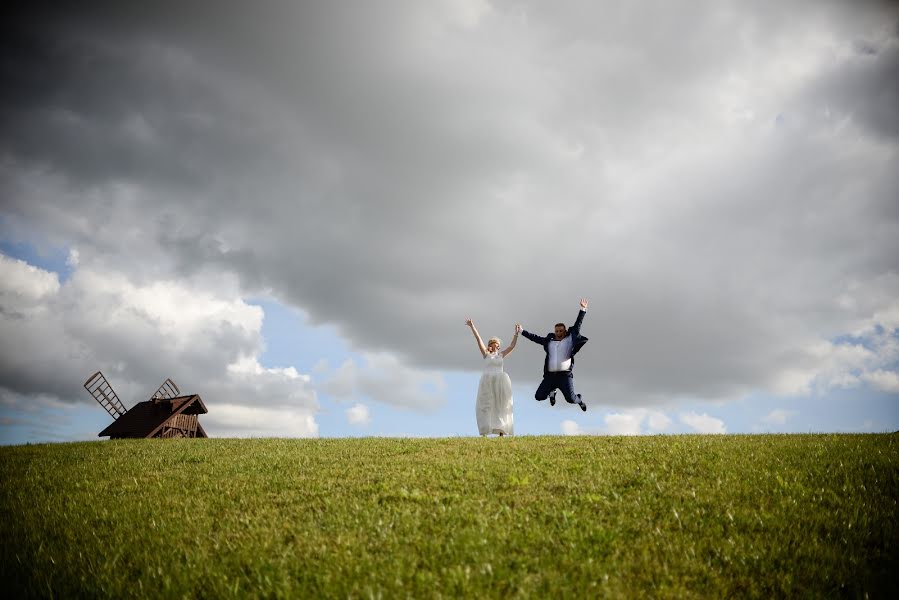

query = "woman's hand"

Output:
[[514, 324, 522, 334], [465, 318, 473, 327]]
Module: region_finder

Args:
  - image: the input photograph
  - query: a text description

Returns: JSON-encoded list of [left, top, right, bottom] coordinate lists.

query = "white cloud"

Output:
[[559, 408, 673, 437], [0, 254, 318, 438], [647, 411, 673, 433], [761, 409, 797, 426], [69, 268, 264, 354], [320, 353, 447, 411], [767, 297, 899, 398], [227, 356, 307, 381], [560, 419, 584, 436], [862, 370, 899, 393], [346, 403, 371, 427], [0, 254, 60, 310], [680, 412, 727, 434], [203, 403, 318, 438], [320, 359, 357, 398], [602, 408, 672, 435], [604, 411, 644, 436]]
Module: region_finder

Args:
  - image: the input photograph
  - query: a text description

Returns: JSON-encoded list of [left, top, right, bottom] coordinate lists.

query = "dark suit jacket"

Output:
[[522, 309, 589, 375]]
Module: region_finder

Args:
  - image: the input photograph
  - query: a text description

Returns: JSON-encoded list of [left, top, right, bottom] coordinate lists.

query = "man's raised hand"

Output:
[[580, 298, 589, 310]]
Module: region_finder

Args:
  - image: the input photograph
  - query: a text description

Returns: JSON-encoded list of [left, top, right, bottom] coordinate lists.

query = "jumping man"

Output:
[[521, 298, 589, 411]]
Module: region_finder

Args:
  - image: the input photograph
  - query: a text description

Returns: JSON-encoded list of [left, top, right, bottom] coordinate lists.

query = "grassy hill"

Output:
[[1, 434, 896, 598]]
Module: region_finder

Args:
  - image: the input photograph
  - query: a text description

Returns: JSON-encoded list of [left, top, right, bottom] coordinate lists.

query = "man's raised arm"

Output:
[[570, 297, 588, 335]]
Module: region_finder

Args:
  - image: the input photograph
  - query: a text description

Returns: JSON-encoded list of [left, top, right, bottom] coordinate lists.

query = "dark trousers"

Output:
[[535, 371, 577, 403]]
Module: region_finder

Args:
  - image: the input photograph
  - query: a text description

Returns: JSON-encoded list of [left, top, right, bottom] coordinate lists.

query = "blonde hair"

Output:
[[487, 337, 502, 348]]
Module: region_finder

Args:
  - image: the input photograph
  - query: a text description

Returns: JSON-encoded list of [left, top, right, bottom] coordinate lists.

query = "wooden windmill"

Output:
[[84, 371, 208, 439]]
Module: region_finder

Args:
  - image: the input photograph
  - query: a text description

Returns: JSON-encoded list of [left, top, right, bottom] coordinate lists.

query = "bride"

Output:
[[465, 318, 521, 436]]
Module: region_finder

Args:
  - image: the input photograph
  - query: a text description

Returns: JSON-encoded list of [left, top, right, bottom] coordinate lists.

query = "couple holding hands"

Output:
[[465, 298, 589, 436]]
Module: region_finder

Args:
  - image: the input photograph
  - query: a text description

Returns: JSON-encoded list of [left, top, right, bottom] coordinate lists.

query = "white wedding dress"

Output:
[[475, 351, 514, 436]]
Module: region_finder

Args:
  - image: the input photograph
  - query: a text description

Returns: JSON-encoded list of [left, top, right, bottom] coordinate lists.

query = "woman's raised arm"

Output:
[[465, 318, 488, 358]]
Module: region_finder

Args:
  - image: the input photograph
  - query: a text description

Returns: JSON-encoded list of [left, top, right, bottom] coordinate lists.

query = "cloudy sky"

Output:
[[2, 0, 897, 444]]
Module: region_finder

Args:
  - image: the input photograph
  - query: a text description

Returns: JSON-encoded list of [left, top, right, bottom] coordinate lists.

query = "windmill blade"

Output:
[[151, 378, 180, 400], [83, 371, 128, 420]]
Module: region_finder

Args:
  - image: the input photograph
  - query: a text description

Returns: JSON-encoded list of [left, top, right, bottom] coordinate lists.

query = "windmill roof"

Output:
[[98, 394, 208, 438]]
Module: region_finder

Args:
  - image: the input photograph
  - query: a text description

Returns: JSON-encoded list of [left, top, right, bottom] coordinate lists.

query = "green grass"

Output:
[[1, 434, 896, 598]]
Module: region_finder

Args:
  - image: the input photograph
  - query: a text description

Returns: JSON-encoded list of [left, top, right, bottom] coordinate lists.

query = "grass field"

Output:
[[1, 434, 896, 598]]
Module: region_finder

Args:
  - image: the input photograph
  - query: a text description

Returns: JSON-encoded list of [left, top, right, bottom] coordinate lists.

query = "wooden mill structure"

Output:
[[84, 371, 208, 439]]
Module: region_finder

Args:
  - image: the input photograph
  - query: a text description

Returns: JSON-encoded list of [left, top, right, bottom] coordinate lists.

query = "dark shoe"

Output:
[[549, 391, 556, 407], [577, 394, 586, 412]]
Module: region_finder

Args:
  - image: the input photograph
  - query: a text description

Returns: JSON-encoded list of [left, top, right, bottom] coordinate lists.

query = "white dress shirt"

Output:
[[547, 336, 574, 372]]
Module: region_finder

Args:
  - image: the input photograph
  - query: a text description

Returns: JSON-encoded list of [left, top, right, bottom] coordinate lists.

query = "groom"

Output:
[[522, 298, 589, 411]]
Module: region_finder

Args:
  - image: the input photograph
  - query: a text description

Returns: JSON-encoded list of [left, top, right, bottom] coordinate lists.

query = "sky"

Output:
[[1, 0, 898, 444]]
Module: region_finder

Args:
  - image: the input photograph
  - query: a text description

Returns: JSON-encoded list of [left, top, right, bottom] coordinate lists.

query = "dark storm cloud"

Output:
[[805, 36, 899, 139], [2, 0, 898, 408], [1, 15, 281, 187]]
